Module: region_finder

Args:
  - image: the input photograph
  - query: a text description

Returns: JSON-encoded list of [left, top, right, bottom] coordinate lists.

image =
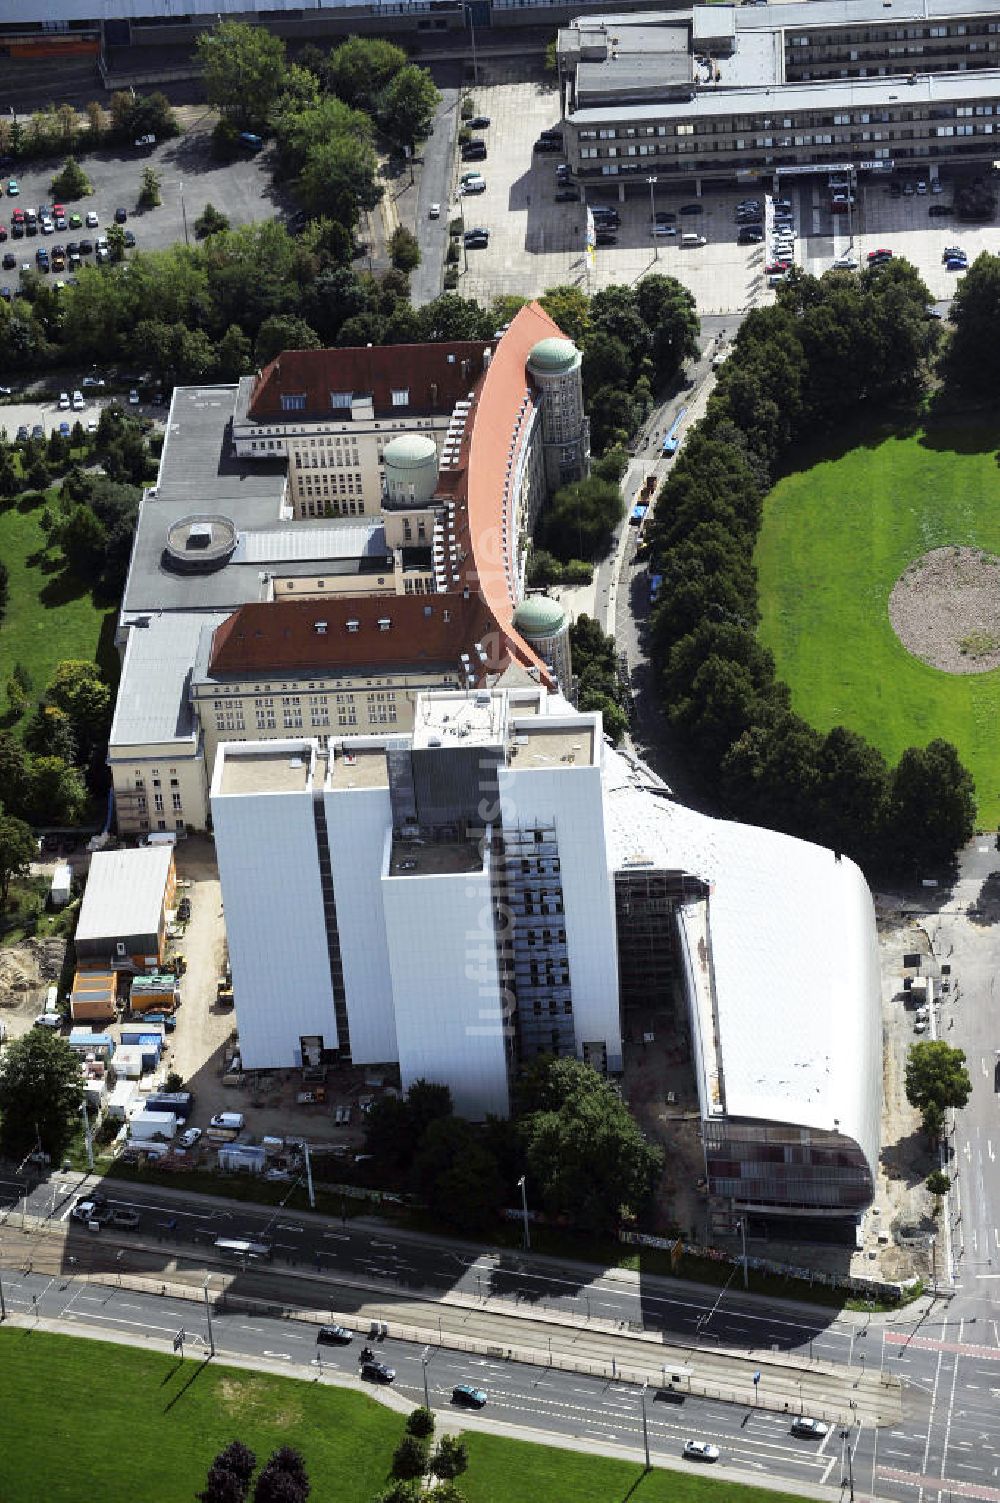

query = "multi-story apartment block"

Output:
[[108, 304, 585, 836], [557, 0, 1000, 191], [211, 685, 882, 1225]]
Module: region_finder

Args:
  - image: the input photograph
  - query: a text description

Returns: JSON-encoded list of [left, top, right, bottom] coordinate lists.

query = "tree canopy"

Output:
[[905, 1040, 972, 1137], [196, 22, 288, 129], [519, 1057, 662, 1235], [0, 1028, 85, 1161]]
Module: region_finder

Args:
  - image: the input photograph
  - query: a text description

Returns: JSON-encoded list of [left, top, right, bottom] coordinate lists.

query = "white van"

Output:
[[44, 986, 59, 1015], [210, 1112, 245, 1131], [680, 232, 707, 248]]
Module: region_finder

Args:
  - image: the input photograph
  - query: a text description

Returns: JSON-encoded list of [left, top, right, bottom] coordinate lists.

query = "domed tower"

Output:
[[381, 433, 440, 552], [526, 336, 590, 493], [513, 594, 572, 690]]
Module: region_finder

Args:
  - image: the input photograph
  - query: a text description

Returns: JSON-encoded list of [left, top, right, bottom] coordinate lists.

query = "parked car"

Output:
[[85, 210, 99, 228], [114, 207, 128, 224], [58, 421, 70, 437], [71, 389, 84, 409], [140, 1011, 177, 1031], [929, 204, 952, 216], [69, 212, 82, 229], [683, 1440, 719, 1463], [179, 1126, 202, 1149], [555, 188, 580, 202], [317, 1324, 353, 1345], [765, 259, 792, 274], [71, 1198, 112, 1223], [738, 226, 764, 243], [653, 210, 676, 224], [134, 133, 156, 148], [833, 253, 860, 269], [428, 203, 441, 218], [931, 178, 944, 193], [466, 115, 491, 128], [943, 245, 965, 262], [452, 1384, 487, 1408], [124, 229, 136, 248], [129, 388, 140, 405], [2, 253, 14, 270], [652, 224, 677, 236], [109, 1207, 141, 1229], [680, 202, 704, 215]]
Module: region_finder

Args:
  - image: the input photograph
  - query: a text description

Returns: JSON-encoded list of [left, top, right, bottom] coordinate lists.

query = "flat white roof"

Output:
[[76, 846, 173, 943], [603, 746, 881, 1169]]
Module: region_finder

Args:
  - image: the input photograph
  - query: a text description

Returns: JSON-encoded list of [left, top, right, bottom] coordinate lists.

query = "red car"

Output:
[[765, 259, 791, 274], [0, 227, 6, 242], [52, 203, 65, 218], [867, 247, 893, 262], [11, 207, 24, 222]]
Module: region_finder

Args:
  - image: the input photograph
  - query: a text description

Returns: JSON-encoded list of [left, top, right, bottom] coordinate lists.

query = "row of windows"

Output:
[[580, 104, 1000, 144], [292, 451, 361, 469], [280, 389, 411, 413], [298, 498, 367, 517], [788, 21, 1000, 47], [130, 791, 183, 813]]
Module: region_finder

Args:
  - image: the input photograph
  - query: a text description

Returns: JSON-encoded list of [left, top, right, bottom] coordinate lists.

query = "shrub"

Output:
[[443, 268, 459, 290], [405, 1406, 435, 1439], [391, 1435, 428, 1481]]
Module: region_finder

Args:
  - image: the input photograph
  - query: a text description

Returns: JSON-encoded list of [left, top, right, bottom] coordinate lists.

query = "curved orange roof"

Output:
[[461, 302, 569, 688]]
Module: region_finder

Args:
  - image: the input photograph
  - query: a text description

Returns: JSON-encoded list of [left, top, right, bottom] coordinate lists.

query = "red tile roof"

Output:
[[208, 593, 502, 679], [249, 343, 492, 422]]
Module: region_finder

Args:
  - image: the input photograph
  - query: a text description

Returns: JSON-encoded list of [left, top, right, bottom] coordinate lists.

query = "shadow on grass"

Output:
[[777, 406, 925, 481], [38, 564, 92, 608], [163, 1355, 212, 1412]]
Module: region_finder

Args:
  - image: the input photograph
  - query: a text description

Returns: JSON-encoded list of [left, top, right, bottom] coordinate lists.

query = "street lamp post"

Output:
[[647, 175, 659, 258], [738, 1216, 748, 1291], [204, 1276, 215, 1357], [640, 1380, 651, 1470], [421, 1345, 431, 1409], [517, 1175, 531, 1251], [179, 181, 189, 248]]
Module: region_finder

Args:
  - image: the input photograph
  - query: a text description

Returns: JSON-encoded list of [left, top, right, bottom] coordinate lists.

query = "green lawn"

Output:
[[0, 1328, 403, 1503], [0, 490, 116, 716], [0, 1330, 810, 1503], [461, 1433, 807, 1503], [756, 421, 1000, 827]]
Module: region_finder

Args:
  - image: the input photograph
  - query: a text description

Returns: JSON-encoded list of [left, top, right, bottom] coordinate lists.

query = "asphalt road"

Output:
[[0, 1262, 860, 1491], [409, 86, 460, 308]]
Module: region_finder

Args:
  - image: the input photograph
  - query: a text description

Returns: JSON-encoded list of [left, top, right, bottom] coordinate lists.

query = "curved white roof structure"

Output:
[[602, 742, 881, 1197]]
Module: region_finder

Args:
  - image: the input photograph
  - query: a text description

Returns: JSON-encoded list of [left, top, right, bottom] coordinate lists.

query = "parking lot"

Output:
[[1, 116, 277, 274], [453, 78, 999, 313]]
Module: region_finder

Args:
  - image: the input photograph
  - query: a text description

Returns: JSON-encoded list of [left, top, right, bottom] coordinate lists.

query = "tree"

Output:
[[411, 1116, 503, 1232], [254, 314, 322, 366], [50, 156, 92, 200], [252, 1447, 309, 1503], [195, 203, 231, 239], [43, 660, 111, 766], [406, 1078, 453, 1141], [0, 1028, 86, 1160], [406, 1407, 435, 1439], [430, 1438, 468, 1481], [216, 323, 254, 380], [197, 22, 287, 129], [0, 733, 32, 814], [380, 65, 440, 146], [106, 222, 127, 262], [5, 663, 32, 722], [905, 1040, 972, 1138], [943, 252, 1000, 391], [392, 1435, 429, 1481], [139, 165, 162, 208], [326, 37, 407, 112], [926, 1170, 951, 1197], [539, 284, 590, 345], [24, 756, 88, 826], [0, 814, 35, 909], [296, 134, 381, 225], [520, 1058, 663, 1234], [199, 1442, 257, 1503], [389, 226, 421, 273], [541, 477, 623, 562], [888, 739, 976, 871]]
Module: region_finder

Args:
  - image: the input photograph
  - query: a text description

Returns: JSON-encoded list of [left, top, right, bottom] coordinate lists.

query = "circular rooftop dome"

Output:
[[163, 514, 238, 574], [527, 336, 579, 376], [383, 433, 438, 470], [514, 595, 568, 638]]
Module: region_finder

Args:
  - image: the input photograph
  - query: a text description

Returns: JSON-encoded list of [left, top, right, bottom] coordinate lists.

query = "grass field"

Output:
[[0, 490, 116, 717], [0, 1330, 808, 1503], [461, 1432, 807, 1503], [756, 421, 1000, 827]]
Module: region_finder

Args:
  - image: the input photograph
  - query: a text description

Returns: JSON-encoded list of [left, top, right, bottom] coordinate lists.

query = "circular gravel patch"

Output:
[[889, 546, 1000, 674]]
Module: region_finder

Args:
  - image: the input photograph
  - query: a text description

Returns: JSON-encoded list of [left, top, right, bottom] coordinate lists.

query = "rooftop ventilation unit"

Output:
[[346, 619, 359, 633], [314, 621, 328, 634]]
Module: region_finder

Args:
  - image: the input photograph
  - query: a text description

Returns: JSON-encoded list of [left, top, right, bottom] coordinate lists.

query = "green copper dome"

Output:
[[513, 595, 568, 637], [527, 337, 579, 375], [382, 433, 438, 469]]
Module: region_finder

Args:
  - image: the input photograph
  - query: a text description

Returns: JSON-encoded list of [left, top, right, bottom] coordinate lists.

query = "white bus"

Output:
[[213, 1237, 272, 1262]]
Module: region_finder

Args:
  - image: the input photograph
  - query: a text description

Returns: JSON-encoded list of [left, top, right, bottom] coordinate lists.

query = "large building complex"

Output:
[[211, 685, 882, 1221], [108, 305, 586, 836], [557, 0, 1000, 191]]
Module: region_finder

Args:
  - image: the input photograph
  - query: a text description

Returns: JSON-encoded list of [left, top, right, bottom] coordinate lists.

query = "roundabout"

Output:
[[755, 424, 1000, 823]]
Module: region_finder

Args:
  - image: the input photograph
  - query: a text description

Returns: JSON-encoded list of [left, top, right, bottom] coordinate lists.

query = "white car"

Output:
[[833, 254, 860, 270], [931, 178, 944, 194], [791, 1417, 829, 1439], [86, 419, 98, 434], [58, 391, 70, 409], [651, 224, 677, 237], [428, 203, 441, 219], [916, 180, 928, 194], [129, 389, 140, 405], [179, 1126, 202, 1149], [71, 389, 84, 409], [85, 210, 99, 228], [683, 1440, 720, 1463], [33, 1012, 62, 1029]]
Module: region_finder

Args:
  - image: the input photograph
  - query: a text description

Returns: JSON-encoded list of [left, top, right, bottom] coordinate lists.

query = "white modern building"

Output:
[[212, 685, 882, 1222]]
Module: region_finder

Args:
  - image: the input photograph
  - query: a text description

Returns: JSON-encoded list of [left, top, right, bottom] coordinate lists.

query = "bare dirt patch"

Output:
[[890, 546, 1000, 673]]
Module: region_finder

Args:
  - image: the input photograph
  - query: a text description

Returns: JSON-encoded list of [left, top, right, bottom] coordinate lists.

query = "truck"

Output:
[[128, 1109, 177, 1142]]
